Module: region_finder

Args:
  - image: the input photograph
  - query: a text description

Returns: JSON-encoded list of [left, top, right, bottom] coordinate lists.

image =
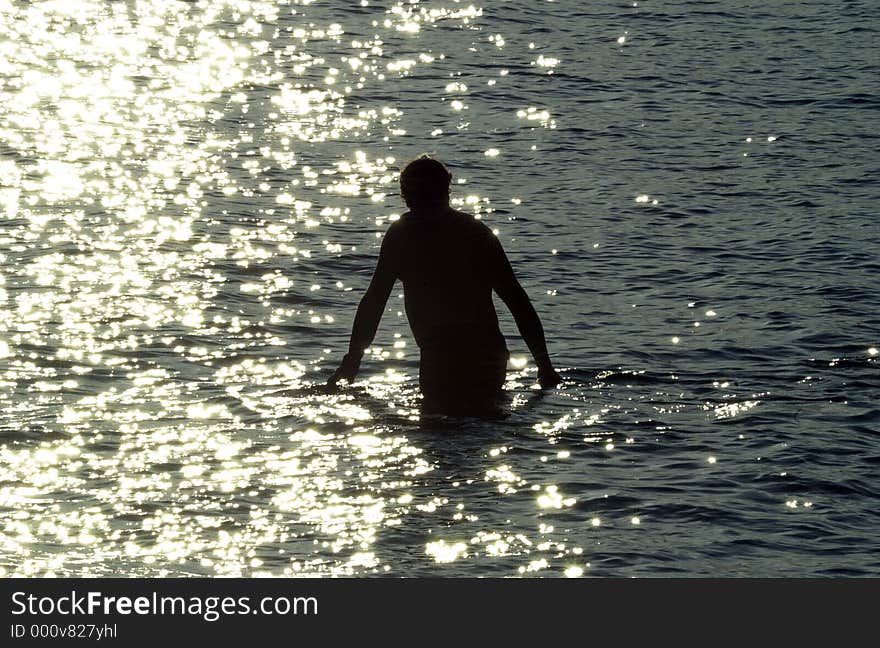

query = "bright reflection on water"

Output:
[[1, 0, 878, 577]]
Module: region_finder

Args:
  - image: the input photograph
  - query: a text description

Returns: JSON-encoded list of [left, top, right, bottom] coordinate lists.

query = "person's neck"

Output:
[[409, 203, 450, 217]]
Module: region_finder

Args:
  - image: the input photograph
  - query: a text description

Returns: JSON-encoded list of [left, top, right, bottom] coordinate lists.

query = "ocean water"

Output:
[[0, 0, 877, 577]]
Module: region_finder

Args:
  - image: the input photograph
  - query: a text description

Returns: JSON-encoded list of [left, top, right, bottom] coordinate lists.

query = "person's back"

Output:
[[389, 207, 504, 354], [328, 155, 561, 416]]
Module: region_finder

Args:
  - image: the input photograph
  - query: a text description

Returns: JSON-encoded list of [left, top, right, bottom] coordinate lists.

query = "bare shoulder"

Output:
[[449, 209, 494, 236], [394, 208, 492, 241], [449, 208, 477, 222], [384, 216, 409, 240]]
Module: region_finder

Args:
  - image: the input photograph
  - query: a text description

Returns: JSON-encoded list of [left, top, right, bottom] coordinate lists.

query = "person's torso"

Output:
[[389, 209, 505, 352]]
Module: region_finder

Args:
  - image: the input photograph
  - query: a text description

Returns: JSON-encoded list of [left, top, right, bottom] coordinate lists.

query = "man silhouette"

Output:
[[328, 155, 561, 415]]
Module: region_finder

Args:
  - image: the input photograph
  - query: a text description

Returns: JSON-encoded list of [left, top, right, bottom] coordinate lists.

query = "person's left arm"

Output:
[[328, 228, 399, 385]]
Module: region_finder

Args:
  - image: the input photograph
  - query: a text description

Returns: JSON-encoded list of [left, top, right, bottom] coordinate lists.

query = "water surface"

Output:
[[0, 0, 877, 577]]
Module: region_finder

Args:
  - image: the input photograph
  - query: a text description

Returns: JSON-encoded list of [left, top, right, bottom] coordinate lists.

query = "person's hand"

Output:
[[532, 351, 561, 389], [537, 364, 562, 390], [327, 353, 361, 386]]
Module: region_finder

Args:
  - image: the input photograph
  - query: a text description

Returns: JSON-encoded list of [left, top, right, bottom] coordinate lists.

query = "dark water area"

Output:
[[0, 0, 877, 576]]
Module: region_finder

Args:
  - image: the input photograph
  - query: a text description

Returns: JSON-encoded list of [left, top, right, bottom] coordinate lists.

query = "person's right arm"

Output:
[[488, 234, 561, 389]]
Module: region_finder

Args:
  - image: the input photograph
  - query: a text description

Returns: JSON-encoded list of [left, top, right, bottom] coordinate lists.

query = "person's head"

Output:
[[399, 155, 452, 209]]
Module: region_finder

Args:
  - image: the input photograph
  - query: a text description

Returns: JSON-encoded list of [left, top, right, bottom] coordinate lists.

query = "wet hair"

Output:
[[399, 155, 452, 208]]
